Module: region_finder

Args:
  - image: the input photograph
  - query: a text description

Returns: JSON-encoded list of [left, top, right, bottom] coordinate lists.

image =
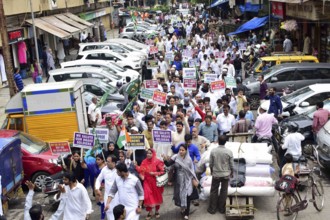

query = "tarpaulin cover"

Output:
[[209, 0, 229, 8], [239, 3, 262, 13], [227, 16, 268, 36]]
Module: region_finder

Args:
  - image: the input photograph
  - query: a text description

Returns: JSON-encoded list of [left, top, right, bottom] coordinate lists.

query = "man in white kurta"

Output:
[[105, 163, 144, 220], [95, 155, 119, 220], [58, 172, 93, 220]]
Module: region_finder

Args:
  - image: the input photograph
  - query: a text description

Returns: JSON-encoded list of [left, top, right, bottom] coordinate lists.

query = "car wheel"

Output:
[[250, 94, 260, 110], [122, 36, 128, 39], [32, 171, 50, 189], [303, 140, 315, 156]]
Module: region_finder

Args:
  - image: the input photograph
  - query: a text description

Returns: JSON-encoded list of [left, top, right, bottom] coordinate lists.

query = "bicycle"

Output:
[[276, 166, 324, 220]]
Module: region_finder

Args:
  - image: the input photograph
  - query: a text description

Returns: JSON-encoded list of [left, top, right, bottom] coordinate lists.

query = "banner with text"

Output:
[[49, 141, 71, 155], [183, 78, 197, 90], [152, 90, 167, 106], [153, 130, 172, 143], [204, 74, 217, 83], [73, 132, 95, 149], [225, 76, 237, 88], [145, 80, 159, 90], [126, 134, 145, 150], [210, 80, 226, 91], [140, 88, 154, 100], [183, 68, 196, 79], [88, 128, 109, 143]]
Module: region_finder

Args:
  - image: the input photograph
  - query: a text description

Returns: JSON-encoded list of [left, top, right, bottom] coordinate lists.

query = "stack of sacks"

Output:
[[200, 142, 276, 199]]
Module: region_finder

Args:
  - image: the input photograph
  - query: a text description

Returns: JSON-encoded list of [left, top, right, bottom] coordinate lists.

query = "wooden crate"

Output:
[[226, 196, 254, 219]]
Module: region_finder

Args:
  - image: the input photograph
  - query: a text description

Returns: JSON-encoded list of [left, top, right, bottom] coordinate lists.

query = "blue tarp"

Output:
[[209, 0, 229, 9], [227, 16, 268, 36], [239, 3, 262, 13]]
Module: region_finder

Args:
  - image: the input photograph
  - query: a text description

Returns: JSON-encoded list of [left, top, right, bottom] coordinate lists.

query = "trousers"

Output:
[[208, 176, 229, 213]]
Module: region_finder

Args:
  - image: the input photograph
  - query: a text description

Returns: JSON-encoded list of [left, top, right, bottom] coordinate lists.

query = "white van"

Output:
[[60, 60, 139, 82], [47, 67, 123, 87]]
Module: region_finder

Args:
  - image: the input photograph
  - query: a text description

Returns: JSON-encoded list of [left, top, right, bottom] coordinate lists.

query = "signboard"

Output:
[[49, 141, 71, 155], [145, 80, 158, 90], [88, 128, 109, 143], [8, 29, 24, 44], [140, 88, 154, 100], [210, 80, 226, 91], [225, 76, 237, 88], [272, 2, 284, 19], [153, 130, 172, 143], [182, 49, 193, 58], [149, 46, 158, 55], [148, 60, 158, 68], [204, 74, 217, 83], [183, 78, 197, 90], [182, 68, 196, 79], [73, 132, 95, 149], [152, 90, 167, 106], [188, 59, 196, 68], [126, 134, 145, 150]]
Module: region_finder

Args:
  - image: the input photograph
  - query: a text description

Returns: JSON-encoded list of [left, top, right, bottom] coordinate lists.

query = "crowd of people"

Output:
[[12, 5, 330, 220]]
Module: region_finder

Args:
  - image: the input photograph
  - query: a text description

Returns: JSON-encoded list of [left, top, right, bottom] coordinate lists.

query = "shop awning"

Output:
[[64, 13, 94, 27], [239, 3, 262, 13], [54, 14, 89, 30], [25, 18, 71, 39], [269, 0, 310, 3], [40, 16, 80, 34], [208, 0, 229, 9], [227, 16, 268, 36]]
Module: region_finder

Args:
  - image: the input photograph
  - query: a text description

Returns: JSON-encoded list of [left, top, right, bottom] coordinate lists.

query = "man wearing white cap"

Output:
[[158, 56, 168, 77]]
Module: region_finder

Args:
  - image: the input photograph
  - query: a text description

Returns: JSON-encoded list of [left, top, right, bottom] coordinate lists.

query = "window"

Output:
[[86, 54, 100, 60], [84, 85, 104, 96], [304, 92, 330, 106], [76, 55, 83, 60], [274, 70, 297, 82], [125, 28, 134, 32], [103, 53, 115, 61], [295, 69, 315, 80], [317, 69, 330, 78]]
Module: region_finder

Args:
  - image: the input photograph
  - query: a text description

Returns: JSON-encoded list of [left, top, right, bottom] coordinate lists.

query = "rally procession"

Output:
[[0, 0, 330, 220]]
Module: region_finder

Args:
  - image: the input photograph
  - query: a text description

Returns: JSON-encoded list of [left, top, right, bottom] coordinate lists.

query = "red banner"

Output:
[[152, 91, 167, 106], [210, 80, 226, 91], [183, 79, 197, 90], [149, 46, 158, 55], [49, 141, 71, 155], [272, 2, 284, 19], [145, 80, 158, 89]]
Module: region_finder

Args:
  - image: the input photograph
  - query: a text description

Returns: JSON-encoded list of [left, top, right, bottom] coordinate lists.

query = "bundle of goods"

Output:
[[199, 142, 275, 199]]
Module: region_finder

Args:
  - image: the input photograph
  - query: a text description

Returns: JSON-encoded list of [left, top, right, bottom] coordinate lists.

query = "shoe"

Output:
[[155, 211, 160, 219], [184, 216, 189, 219], [207, 209, 216, 214], [146, 212, 152, 220]]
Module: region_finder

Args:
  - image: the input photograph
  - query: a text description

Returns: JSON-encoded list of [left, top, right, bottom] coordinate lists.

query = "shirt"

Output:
[[198, 121, 218, 142], [313, 108, 330, 132], [260, 81, 268, 100], [142, 129, 153, 148], [266, 95, 282, 116], [62, 182, 93, 220], [255, 113, 278, 138], [172, 143, 201, 161], [192, 135, 210, 154], [209, 145, 234, 178], [88, 103, 101, 124], [282, 132, 305, 158], [216, 113, 236, 133]]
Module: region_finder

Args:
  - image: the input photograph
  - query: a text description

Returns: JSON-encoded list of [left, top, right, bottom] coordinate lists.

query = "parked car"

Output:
[[60, 60, 140, 82], [76, 50, 143, 70], [78, 42, 147, 60], [315, 120, 330, 169], [245, 63, 330, 109], [126, 21, 159, 31], [47, 66, 122, 87], [119, 26, 158, 39], [259, 84, 330, 116], [0, 130, 62, 188], [279, 99, 330, 155], [80, 78, 124, 101], [108, 38, 149, 54], [83, 91, 123, 115]]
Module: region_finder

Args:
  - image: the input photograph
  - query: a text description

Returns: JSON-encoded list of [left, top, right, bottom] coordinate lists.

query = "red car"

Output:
[[0, 130, 62, 188]]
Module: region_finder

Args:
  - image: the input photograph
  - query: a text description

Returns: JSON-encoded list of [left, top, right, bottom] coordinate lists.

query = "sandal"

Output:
[[184, 216, 189, 219], [155, 211, 160, 219], [146, 212, 152, 220]]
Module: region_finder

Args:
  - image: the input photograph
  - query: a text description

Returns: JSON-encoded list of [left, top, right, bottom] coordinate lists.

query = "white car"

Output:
[[126, 21, 159, 30], [78, 42, 147, 61], [76, 50, 142, 70], [47, 67, 122, 87], [108, 38, 149, 54], [60, 60, 140, 82], [259, 84, 330, 116]]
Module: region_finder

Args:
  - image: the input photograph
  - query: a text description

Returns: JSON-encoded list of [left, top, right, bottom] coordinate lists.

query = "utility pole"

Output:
[[29, 0, 40, 68], [0, 0, 16, 97]]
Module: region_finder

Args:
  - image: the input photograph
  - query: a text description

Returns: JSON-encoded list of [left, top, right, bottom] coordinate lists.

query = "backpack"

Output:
[[275, 175, 298, 194]]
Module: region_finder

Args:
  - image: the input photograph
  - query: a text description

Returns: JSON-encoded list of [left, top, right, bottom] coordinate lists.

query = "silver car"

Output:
[[119, 26, 158, 39]]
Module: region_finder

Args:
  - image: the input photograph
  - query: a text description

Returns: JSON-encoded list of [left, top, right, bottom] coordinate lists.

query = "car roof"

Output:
[[0, 129, 19, 138], [261, 55, 318, 61], [308, 83, 330, 92], [61, 60, 113, 67], [49, 66, 105, 75], [79, 42, 122, 47], [78, 49, 123, 57], [269, 62, 330, 70]]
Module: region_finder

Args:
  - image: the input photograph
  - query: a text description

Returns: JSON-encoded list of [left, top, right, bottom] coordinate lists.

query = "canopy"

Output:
[[208, 0, 229, 9], [227, 16, 268, 36], [239, 3, 262, 13]]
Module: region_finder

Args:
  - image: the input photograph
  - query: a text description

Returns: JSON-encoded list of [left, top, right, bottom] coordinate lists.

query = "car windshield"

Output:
[[97, 80, 118, 93], [282, 87, 314, 104], [100, 69, 122, 80], [16, 132, 48, 154], [119, 44, 133, 52], [109, 62, 126, 71], [263, 66, 281, 78], [251, 59, 262, 73]]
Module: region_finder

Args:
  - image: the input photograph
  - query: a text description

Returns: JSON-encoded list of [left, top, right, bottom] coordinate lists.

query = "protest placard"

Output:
[[210, 80, 226, 91], [204, 74, 217, 83], [152, 90, 167, 106], [182, 49, 193, 58], [145, 80, 158, 90], [148, 60, 158, 68], [188, 59, 196, 68], [152, 130, 172, 143], [49, 142, 71, 155], [165, 52, 174, 61], [183, 78, 197, 90], [140, 88, 154, 100], [182, 68, 196, 79], [73, 132, 95, 149], [88, 128, 109, 143], [225, 76, 237, 88], [149, 46, 158, 55], [126, 134, 145, 150]]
